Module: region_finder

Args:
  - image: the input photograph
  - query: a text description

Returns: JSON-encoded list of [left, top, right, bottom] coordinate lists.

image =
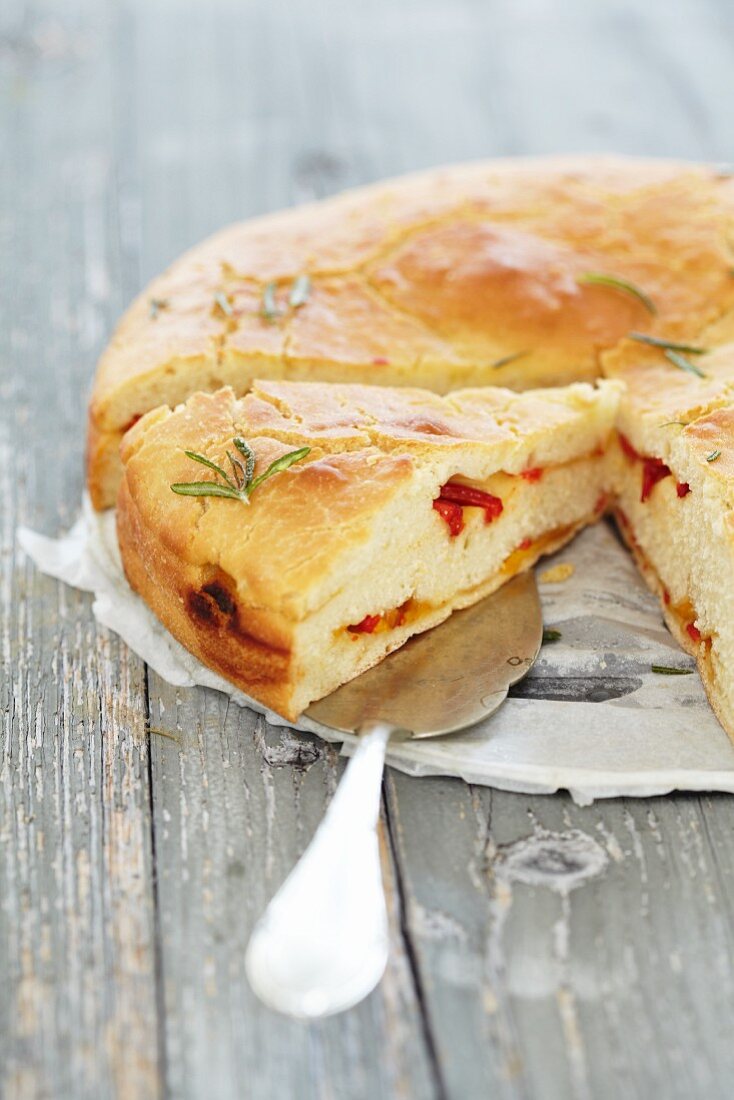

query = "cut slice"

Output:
[[117, 379, 620, 720], [606, 337, 734, 734]]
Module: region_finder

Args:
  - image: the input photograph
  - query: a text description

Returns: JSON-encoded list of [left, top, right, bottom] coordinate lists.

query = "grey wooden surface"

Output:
[[3, 0, 734, 1097]]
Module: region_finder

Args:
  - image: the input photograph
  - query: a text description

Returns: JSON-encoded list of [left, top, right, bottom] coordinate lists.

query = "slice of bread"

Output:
[[89, 155, 734, 508], [117, 379, 620, 719], [606, 336, 734, 734]]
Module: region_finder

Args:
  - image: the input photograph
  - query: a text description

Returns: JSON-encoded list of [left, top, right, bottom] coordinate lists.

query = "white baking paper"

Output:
[[18, 498, 734, 804]]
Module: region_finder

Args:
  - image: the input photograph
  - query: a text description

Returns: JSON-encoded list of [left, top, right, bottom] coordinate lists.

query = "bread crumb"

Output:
[[539, 562, 575, 584]]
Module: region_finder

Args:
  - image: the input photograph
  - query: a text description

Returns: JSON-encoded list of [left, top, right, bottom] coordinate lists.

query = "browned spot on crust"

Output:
[[187, 589, 220, 625], [186, 583, 290, 658], [201, 581, 236, 615]]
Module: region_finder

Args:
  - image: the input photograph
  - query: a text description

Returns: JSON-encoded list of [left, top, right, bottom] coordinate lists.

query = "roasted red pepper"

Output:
[[433, 482, 503, 537], [618, 433, 640, 462], [519, 464, 543, 481], [620, 432, 680, 503], [518, 537, 532, 550], [432, 498, 465, 536], [641, 457, 671, 502], [521, 467, 543, 482], [348, 613, 381, 634], [437, 482, 503, 520], [686, 623, 701, 643]]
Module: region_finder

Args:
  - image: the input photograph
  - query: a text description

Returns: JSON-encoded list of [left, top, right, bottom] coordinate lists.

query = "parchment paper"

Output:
[[18, 499, 734, 805]]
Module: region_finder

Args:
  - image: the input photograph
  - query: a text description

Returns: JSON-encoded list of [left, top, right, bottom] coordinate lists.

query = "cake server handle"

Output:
[[245, 720, 393, 1018]]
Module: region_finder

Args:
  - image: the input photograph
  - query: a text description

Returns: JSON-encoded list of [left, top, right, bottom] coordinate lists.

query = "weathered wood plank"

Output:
[[386, 777, 734, 1100], [147, 688, 437, 1100], [0, 2, 160, 1097], [7, 0, 734, 1096], [125, 0, 437, 1094]]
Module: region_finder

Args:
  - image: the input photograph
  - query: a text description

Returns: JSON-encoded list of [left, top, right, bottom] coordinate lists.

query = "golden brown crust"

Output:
[[89, 155, 734, 507]]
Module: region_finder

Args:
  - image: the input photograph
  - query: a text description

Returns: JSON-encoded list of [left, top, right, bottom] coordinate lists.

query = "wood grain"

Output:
[[0, 3, 159, 1097], [4, 0, 734, 1097]]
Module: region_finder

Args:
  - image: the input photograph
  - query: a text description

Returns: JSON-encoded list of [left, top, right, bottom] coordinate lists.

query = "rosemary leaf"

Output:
[[289, 274, 312, 309], [171, 441, 310, 503], [170, 481, 243, 499], [542, 628, 562, 643], [491, 350, 530, 369], [651, 664, 694, 676], [629, 331, 707, 355], [577, 272, 656, 315], [234, 437, 256, 483], [227, 450, 249, 490], [706, 449, 722, 463], [183, 450, 236, 488], [149, 297, 169, 320], [664, 349, 707, 378], [248, 447, 312, 493], [214, 292, 233, 317], [261, 282, 280, 323]]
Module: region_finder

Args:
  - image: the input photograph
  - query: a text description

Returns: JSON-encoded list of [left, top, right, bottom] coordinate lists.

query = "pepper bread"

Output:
[[100, 155, 734, 736]]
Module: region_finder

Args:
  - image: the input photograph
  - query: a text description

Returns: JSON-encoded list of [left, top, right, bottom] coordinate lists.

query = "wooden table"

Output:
[[3, 1, 734, 1096]]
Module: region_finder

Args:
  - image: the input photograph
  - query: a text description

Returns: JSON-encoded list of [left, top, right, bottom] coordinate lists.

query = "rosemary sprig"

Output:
[[289, 274, 312, 309], [261, 281, 280, 323], [651, 665, 694, 676], [149, 297, 169, 320], [214, 291, 233, 317], [171, 437, 310, 504], [629, 332, 707, 355], [491, 350, 531, 369], [259, 274, 313, 322], [542, 628, 562, 643], [664, 349, 707, 379], [577, 273, 656, 315], [706, 449, 722, 463]]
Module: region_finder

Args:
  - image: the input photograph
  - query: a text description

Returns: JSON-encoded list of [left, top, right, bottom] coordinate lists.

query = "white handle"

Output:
[[245, 721, 392, 1018]]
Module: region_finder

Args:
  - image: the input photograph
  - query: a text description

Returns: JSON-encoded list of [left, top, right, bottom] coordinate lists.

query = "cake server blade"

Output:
[[246, 571, 542, 1018]]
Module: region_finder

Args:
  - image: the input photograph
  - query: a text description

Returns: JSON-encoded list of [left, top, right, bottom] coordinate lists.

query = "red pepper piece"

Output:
[[641, 457, 671, 502], [594, 492, 608, 514], [618, 433, 640, 462], [663, 589, 671, 606], [348, 613, 381, 634], [432, 498, 465, 536], [676, 482, 690, 498], [518, 537, 532, 550], [686, 622, 701, 643], [372, 356, 390, 365], [521, 467, 543, 482], [438, 482, 504, 522]]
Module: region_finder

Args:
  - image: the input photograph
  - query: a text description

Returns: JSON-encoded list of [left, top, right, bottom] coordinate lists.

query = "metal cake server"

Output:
[[245, 571, 542, 1018]]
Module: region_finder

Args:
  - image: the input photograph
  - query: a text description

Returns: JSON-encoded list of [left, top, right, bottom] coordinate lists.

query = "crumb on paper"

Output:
[[539, 562, 575, 584]]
